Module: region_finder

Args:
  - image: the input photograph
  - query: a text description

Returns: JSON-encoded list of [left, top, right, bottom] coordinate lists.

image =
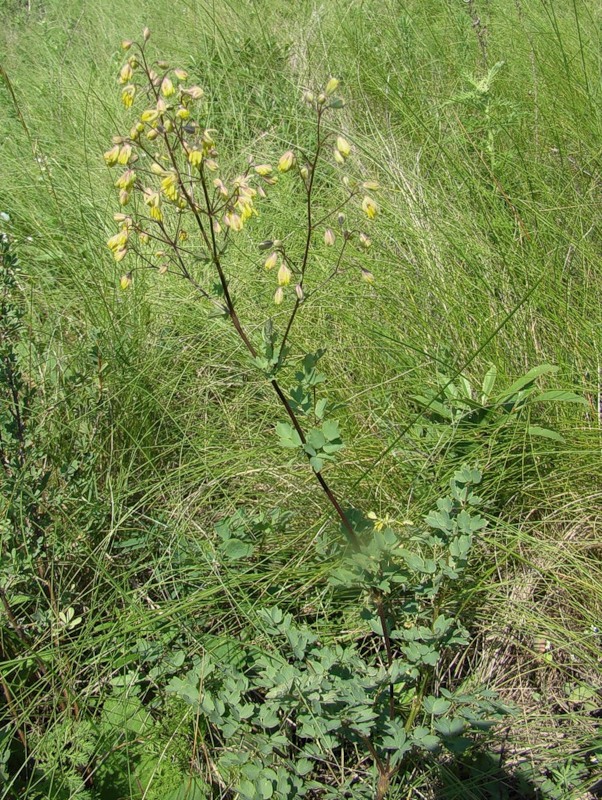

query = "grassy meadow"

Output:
[[0, 0, 601, 797]]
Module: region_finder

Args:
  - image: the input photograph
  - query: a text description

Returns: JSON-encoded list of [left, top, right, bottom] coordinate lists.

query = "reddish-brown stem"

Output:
[[375, 594, 396, 722]]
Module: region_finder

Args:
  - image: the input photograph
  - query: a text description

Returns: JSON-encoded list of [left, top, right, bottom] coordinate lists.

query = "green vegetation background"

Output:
[[0, 0, 600, 797]]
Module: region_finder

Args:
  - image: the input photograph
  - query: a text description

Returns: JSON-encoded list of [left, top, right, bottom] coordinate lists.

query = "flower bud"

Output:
[[176, 107, 190, 120], [336, 136, 351, 158], [150, 162, 165, 175], [333, 148, 344, 165], [258, 240, 273, 251], [119, 189, 130, 206], [205, 159, 218, 171], [317, 92, 326, 105], [277, 150, 295, 172], [361, 268, 374, 284], [325, 77, 339, 96], [324, 228, 335, 246], [359, 232, 372, 249], [146, 128, 159, 140], [337, 213, 345, 227], [121, 40, 133, 50], [295, 283, 304, 301], [120, 272, 132, 289], [299, 165, 309, 180], [363, 180, 380, 191], [277, 262, 292, 286], [161, 77, 175, 97], [119, 63, 133, 84], [174, 68, 188, 81], [188, 149, 203, 167], [213, 178, 228, 197], [303, 90, 314, 104], [186, 85, 204, 100], [143, 27, 151, 41], [159, 263, 169, 275], [264, 251, 278, 270], [274, 287, 284, 305]]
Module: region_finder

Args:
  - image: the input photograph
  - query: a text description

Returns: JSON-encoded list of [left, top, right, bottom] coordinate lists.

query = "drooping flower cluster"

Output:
[[104, 29, 279, 288], [104, 30, 379, 298]]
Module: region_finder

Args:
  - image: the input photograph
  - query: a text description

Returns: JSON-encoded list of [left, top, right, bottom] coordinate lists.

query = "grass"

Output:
[[0, 0, 601, 797]]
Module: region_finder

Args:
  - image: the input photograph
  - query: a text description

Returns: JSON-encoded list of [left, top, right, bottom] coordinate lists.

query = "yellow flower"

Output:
[[225, 213, 243, 232], [264, 251, 278, 270], [107, 230, 128, 252], [161, 77, 175, 97], [150, 162, 166, 175], [333, 148, 345, 165], [254, 164, 273, 176], [114, 247, 127, 262], [176, 107, 191, 120], [146, 129, 159, 141], [141, 108, 159, 124], [188, 149, 203, 167], [274, 287, 284, 305], [361, 196, 378, 219], [118, 189, 130, 206], [336, 136, 351, 158], [117, 144, 132, 165], [115, 169, 136, 190], [277, 263, 292, 286], [325, 77, 339, 96], [120, 273, 132, 289], [174, 68, 188, 81], [103, 145, 120, 166], [150, 206, 163, 222], [277, 150, 295, 172], [238, 199, 254, 222], [121, 40, 133, 50], [361, 268, 374, 284], [161, 174, 178, 202], [121, 85, 136, 108], [359, 232, 372, 249]]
